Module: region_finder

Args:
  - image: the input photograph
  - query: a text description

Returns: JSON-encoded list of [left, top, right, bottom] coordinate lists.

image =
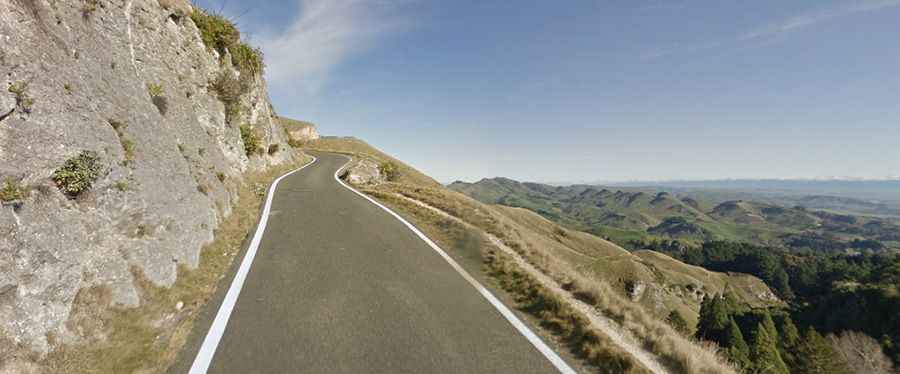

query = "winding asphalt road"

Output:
[[171, 152, 570, 373]]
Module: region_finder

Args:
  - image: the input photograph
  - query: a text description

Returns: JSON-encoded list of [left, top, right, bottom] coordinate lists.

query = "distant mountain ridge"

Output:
[[449, 177, 900, 251], [606, 178, 900, 203]]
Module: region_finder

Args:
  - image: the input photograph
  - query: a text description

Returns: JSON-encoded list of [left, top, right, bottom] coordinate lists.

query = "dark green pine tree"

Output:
[[749, 322, 790, 374], [722, 290, 743, 312], [723, 317, 751, 369], [794, 327, 850, 374], [759, 312, 779, 342], [696, 294, 731, 343], [773, 314, 801, 371]]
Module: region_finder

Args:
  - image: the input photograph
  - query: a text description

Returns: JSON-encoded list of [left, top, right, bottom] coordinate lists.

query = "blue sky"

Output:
[[196, 0, 900, 183]]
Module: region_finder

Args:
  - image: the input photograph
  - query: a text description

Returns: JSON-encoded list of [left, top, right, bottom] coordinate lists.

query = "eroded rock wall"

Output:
[[0, 0, 292, 354]]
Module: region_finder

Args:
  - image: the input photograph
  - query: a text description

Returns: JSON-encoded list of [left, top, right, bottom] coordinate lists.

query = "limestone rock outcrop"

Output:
[[0, 0, 294, 357]]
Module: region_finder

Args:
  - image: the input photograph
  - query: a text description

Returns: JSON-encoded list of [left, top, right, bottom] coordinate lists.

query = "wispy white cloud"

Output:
[[641, 0, 900, 60], [740, 0, 900, 42], [260, 0, 416, 93]]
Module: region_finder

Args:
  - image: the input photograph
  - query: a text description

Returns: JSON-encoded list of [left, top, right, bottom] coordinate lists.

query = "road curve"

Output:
[[171, 152, 569, 373]]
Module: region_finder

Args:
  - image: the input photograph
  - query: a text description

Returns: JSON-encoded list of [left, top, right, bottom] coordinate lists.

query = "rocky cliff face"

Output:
[[0, 0, 295, 357], [277, 116, 320, 143]]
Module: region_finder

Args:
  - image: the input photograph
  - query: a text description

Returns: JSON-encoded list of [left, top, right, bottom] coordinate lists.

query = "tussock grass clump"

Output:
[[52, 151, 104, 197], [113, 180, 129, 192], [8, 81, 34, 113], [563, 271, 735, 374], [211, 70, 242, 124], [147, 83, 163, 97], [81, 0, 99, 19], [108, 120, 135, 164], [379, 161, 398, 181], [0, 178, 29, 202], [232, 42, 265, 77], [239, 124, 262, 157], [147, 83, 168, 115]]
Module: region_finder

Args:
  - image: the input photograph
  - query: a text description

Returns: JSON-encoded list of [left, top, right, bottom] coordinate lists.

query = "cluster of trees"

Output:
[[637, 239, 900, 367], [695, 294, 894, 373]]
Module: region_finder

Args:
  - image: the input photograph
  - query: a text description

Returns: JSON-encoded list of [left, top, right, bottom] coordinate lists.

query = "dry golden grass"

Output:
[[488, 251, 649, 374], [365, 190, 647, 373], [376, 184, 740, 373], [344, 170, 748, 373], [41, 154, 314, 373]]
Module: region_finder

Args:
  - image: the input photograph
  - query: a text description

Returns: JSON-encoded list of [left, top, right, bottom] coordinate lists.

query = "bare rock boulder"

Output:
[[341, 159, 385, 186]]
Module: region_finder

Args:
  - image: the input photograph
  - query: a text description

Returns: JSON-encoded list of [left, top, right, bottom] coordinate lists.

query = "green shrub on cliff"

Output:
[[52, 151, 104, 197], [190, 10, 239, 57], [240, 124, 262, 157], [233, 42, 265, 77], [191, 8, 264, 78]]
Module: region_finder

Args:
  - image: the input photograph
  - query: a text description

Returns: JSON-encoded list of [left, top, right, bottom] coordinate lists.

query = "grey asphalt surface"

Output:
[[171, 152, 560, 373]]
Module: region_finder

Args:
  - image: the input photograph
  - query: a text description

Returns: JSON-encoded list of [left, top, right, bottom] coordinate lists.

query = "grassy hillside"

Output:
[[307, 138, 783, 373], [449, 178, 900, 252], [305, 136, 441, 188]]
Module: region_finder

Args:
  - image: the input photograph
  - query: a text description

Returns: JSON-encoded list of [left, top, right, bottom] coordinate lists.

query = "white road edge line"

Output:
[[189, 156, 318, 374], [332, 156, 577, 374]]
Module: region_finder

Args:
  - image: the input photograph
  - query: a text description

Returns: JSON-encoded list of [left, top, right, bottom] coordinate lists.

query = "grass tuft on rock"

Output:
[[81, 0, 98, 19], [108, 120, 135, 164], [147, 83, 167, 115], [190, 9, 239, 57], [0, 178, 29, 202], [8, 81, 34, 113]]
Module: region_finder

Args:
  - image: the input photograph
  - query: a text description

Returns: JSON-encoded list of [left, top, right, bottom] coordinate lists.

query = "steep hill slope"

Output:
[[309, 138, 778, 373], [0, 1, 308, 371]]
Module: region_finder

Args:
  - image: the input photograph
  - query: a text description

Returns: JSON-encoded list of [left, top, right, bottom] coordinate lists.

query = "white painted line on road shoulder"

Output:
[[189, 156, 318, 374], [332, 156, 577, 374]]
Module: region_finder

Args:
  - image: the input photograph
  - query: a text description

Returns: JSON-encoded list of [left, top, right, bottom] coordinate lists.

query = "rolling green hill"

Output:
[[449, 178, 900, 252]]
